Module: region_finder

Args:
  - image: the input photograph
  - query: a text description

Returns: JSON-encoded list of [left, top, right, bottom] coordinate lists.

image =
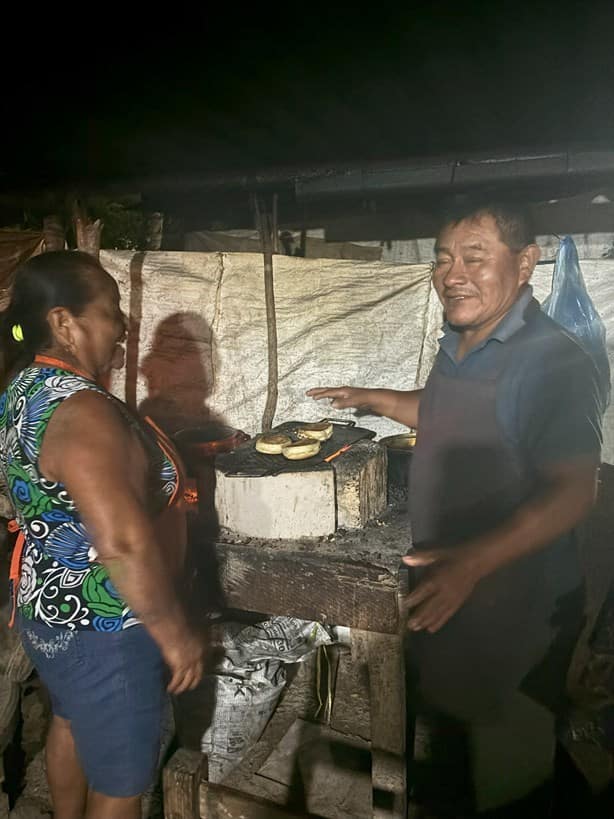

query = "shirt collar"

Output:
[[439, 285, 534, 360]]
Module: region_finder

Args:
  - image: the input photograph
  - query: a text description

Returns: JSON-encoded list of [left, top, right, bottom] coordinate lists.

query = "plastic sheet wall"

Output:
[[102, 250, 614, 463]]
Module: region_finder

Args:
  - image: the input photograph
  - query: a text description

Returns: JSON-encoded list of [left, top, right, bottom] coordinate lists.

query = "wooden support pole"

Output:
[[163, 748, 205, 819], [365, 631, 407, 819], [254, 195, 279, 432], [42, 215, 65, 252], [272, 192, 279, 254], [145, 211, 164, 250], [72, 199, 103, 258]]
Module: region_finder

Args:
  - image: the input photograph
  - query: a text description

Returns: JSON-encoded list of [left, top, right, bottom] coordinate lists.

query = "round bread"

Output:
[[296, 421, 333, 442], [255, 433, 293, 454], [281, 439, 321, 460]]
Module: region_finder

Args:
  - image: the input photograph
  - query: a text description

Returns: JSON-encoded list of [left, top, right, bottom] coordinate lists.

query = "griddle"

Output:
[[216, 419, 377, 477]]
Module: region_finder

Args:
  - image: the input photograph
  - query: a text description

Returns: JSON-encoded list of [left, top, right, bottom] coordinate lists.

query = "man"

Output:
[[307, 203, 605, 816]]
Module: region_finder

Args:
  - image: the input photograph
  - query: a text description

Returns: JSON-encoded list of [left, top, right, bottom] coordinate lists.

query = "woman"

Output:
[[0, 251, 204, 819]]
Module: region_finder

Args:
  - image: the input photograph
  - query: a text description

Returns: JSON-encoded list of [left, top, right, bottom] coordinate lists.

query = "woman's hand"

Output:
[[162, 629, 205, 694]]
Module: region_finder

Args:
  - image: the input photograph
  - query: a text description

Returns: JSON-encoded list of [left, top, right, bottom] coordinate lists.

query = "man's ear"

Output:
[[518, 243, 541, 285], [46, 306, 76, 350]]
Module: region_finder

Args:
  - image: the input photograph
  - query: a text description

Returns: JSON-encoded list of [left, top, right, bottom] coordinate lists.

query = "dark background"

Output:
[[3, 3, 614, 190]]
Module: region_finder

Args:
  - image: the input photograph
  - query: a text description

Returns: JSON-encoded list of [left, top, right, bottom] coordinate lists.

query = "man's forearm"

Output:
[[364, 388, 422, 427]]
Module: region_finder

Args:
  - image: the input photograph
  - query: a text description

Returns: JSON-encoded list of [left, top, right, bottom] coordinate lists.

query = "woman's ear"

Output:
[[46, 306, 76, 352]]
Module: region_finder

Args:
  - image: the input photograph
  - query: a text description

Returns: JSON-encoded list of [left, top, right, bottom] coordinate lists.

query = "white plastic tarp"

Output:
[[103, 251, 434, 440], [102, 250, 614, 463]]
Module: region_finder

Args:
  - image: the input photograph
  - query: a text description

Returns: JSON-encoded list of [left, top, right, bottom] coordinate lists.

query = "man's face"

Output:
[[432, 214, 533, 335]]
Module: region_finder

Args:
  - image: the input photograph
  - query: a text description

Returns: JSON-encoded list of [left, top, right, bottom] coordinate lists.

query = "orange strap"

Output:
[[33, 354, 93, 381], [7, 521, 25, 629], [143, 416, 186, 509]]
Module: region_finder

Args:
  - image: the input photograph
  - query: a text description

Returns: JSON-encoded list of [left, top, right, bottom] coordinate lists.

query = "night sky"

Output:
[[2, 4, 614, 190]]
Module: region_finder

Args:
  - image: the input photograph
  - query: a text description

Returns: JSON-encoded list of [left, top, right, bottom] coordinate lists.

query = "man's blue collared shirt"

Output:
[[429, 285, 602, 467]]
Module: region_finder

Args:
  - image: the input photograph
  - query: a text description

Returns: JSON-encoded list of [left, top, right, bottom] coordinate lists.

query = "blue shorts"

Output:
[[20, 617, 166, 797]]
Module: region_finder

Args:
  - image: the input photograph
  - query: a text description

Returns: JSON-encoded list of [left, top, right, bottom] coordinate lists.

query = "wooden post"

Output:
[[365, 631, 407, 819], [145, 211, 164, 250], [272, 193, 280, 254], [72, 200, 103, 258], [42, 215, 65, 252], [0, 677, 20, 759], [163, 748, 205, 819], [254, 195, 279, 432]]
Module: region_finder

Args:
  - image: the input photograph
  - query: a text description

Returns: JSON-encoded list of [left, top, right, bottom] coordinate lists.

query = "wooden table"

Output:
[[164, 508, 411, 819]]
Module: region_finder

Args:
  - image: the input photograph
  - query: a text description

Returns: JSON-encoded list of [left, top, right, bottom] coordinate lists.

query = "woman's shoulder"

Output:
[[12, 366, 110, 410], [10, 365, 125, 434]]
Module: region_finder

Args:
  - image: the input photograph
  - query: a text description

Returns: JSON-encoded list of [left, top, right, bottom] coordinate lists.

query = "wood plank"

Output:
[[200, 780, 325, 818], [365, 631, 407, 819], [330, 636, 371, 740], [163, 748, 204, 819], [215, 542, 400, 633], [0, 677, 20, 753], [257, 718, 373, 818], [334, 441, 387, 530], [223, 654, 322, 803]]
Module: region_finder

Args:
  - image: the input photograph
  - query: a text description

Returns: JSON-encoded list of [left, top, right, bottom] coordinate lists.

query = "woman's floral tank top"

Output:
[[0, 360, 179, 631]]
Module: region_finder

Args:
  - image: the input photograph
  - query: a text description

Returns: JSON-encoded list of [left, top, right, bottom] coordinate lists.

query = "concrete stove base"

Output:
[[215, 468, 336, 539], [214, 440, 387, 539]]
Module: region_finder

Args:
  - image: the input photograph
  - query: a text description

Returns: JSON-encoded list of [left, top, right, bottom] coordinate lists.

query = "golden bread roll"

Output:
[[281, 439, 321, 460], [255, 433, 293, 454], [296, 421, 333, 442]]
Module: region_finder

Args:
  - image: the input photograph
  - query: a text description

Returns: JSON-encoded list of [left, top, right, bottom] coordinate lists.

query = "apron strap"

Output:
[[7, 520, 25, 629], [143, 415, 186, 510]]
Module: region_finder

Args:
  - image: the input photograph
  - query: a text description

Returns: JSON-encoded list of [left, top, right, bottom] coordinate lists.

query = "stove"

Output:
[[214, 421, 387, 539]]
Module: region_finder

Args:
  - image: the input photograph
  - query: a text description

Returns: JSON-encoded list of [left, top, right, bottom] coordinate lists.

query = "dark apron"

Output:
[[408, 363, 582, 720]]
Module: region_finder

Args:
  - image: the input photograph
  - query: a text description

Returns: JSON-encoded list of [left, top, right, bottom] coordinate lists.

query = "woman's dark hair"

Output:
[[0, 250, 106, 382]]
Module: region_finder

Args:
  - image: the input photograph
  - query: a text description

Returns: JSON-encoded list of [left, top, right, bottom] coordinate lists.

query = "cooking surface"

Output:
[[216, 420, 376, 477]]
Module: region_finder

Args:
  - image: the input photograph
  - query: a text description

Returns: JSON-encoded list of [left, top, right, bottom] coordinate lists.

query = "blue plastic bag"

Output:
[[542, 236, 610, 411]]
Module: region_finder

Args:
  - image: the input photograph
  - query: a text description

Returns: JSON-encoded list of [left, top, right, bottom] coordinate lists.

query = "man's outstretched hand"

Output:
[[306, 385, 371, 411]]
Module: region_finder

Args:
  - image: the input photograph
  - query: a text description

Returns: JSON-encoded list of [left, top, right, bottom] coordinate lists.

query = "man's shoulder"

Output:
[[499, 304, 602, 414], [509, 303, 593, 370]]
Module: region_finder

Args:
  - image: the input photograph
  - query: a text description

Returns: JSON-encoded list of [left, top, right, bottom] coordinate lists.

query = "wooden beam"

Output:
[[200, 780, 324, 818], [215, 541, 400, 633]]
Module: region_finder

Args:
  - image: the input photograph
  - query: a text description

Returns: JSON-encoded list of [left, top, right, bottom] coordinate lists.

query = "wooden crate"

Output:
[[165, 630, 408, 819], [163, 749, 323, 819]]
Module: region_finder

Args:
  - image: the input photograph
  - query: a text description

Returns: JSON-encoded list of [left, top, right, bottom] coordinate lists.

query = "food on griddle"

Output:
[[296, 421, 333, 442], [281, 439, 321, 460], [255, 433, 293, 454]]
